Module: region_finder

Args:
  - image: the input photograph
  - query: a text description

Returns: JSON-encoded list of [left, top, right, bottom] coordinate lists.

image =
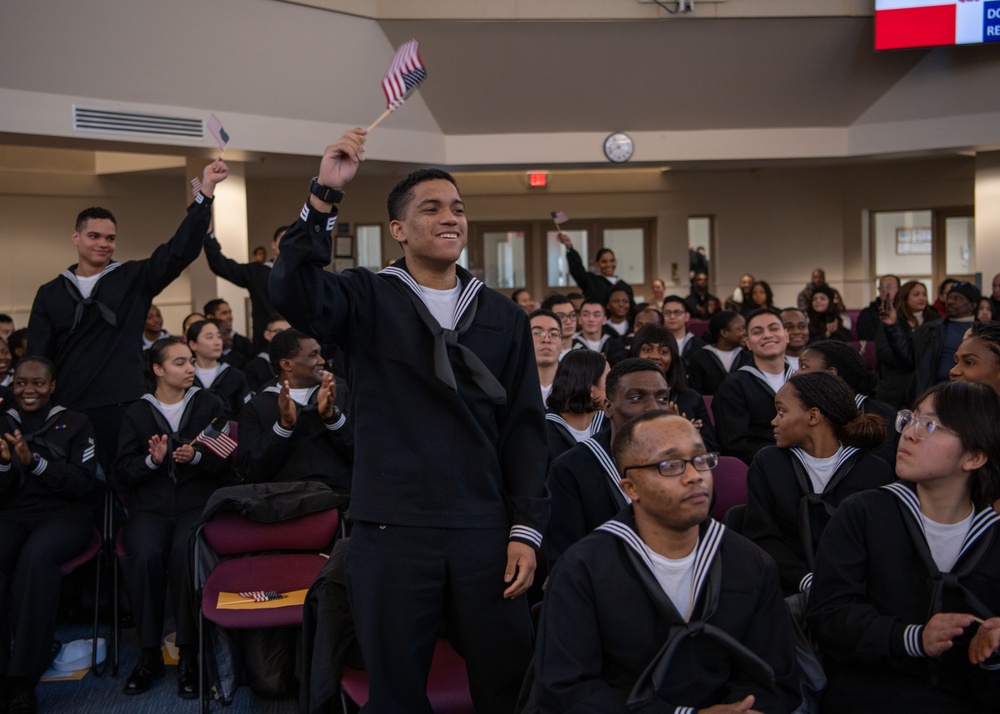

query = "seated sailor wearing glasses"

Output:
[[662, 295, 706, 373], [743, 372, 893, 597], [524, 411, 800, 713], [808, 381, 1000, 714], [545, 358, 670, 567]]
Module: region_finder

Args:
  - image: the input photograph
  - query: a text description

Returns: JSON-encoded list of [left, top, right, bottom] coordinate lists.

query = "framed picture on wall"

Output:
[[335, 235, 354, 258], [896, 227, 932, 255]]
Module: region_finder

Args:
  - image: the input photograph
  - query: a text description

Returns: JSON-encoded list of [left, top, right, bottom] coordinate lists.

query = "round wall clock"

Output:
[[603, 132, 634, 163]]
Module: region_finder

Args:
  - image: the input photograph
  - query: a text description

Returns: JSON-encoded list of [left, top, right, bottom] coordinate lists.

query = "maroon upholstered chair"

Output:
[[196, 507, 340, 712], [711, 456, 749, 522], [702, 394, 714, 425], [687, 318, 710, 339], [339, 637, 475, 714]]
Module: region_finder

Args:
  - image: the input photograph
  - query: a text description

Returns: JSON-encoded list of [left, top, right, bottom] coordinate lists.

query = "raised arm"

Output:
[[143, 160, 229, 297], [204, 231, 253, 288], [269, 129, 367, 340]]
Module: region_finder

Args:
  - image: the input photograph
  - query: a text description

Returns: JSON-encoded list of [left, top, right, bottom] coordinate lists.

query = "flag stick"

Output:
[[366, 107, 395, 132]]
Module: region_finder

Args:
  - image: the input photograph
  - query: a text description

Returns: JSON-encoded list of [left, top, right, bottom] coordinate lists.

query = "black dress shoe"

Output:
[[7, 678, 36, 714], [177, 655, 198, 699], [123, 653, 165, 695]]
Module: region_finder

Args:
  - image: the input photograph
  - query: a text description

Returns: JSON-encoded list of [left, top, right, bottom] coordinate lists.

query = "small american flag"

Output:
[[190, 177, 202, 196], [239, 591, 284, 603], [206, 113, 230, 150], [551, 211, 569, 225], [193, 418, 237, 459], [381, 40, 427, 110]]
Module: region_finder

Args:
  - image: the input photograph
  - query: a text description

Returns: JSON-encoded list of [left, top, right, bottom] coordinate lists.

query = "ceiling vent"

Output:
[[72, 106, 204, 140]]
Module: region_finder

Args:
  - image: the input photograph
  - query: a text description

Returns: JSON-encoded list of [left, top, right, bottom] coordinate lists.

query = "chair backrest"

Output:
[[711, 456, 749, 521], [687, 318, 709, 339], [202, 509, 339, 556], [702, 394, 714, 425]]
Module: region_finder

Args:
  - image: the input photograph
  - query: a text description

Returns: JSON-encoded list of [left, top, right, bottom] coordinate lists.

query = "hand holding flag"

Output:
[[367, 39, 427, 132], [192, 417, 238, 460]]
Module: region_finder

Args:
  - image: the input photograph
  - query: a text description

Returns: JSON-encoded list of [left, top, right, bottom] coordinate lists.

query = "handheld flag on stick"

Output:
[[552, 211, 569, 232], [367, 40, 427, 132], [192, 417, 237, 459], [206, 113, 230, 157]]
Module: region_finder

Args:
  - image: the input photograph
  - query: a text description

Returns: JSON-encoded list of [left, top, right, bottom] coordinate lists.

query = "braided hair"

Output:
[[800, 340, 878, 396], [786, 372, 885, 451]]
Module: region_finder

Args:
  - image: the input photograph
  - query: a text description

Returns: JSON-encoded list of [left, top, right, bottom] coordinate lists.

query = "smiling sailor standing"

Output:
[[27, 160, 229, 471], [270, 128, 548, 713]]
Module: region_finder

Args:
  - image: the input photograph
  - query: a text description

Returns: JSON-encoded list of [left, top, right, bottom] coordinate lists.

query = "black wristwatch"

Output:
[[309, 178, 344, 205]]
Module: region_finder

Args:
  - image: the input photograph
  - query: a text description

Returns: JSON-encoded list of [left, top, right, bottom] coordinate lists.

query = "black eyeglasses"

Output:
[[623, 452, 718, 478]]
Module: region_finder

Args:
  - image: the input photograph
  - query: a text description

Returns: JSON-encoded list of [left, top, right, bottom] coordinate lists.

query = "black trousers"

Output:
[[346, 523, 533, 714], [0, 508, 93, 682], [119, 509, 201, 650], [81, 402, 131, 474]]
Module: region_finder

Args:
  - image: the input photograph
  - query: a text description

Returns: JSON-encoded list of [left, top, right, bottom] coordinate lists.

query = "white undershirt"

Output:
[[645, 543, 698, 621], [289, 388, 312, 406], [608, 319, 629, 337], [603, 275, 619, 284], [195, 364, 223, 389], [155, 399, 186, 433], [705, 345, 738, 373], [676, 332, 693, 354], [540, 383, 553, 407], [759, 369, 787, 395], [416, 283, 461, 330], [798, 445, 845, 493], [74, 273, 101, 300], [785, 355, 800, 373], [921, 509, 974, 573], [580, 337, 603, 352], [564, 422, 592, 443]]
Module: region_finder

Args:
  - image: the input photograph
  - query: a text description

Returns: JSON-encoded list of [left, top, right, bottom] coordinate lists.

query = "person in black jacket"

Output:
[[629, 324, 717, 451], [808, 381, 1000, 713], [0, 357, 96, 713], [203, 226, 286, 351], [714, 308, 794, 464], [544, 349, 608, 467], [524, 412, 800, 713], [27, 160, 228, 472], [113, 339, 233, 699], [186, 320, 250, 420], [556, 232, 634, 309], [243, 315, 289, 393], [662, 295, 705, 373], [743, 372, 892, 597], [269, 129, 547, 714], [238, 329, 351, 491], [875, 280, 938, 408], [796, 339, 900, 469], [203, 299, 254, 370], [856, 274, 900, 341], [570, 298, 628, 366], [545, 358, 671, 567], [687, 310, 750, 396]]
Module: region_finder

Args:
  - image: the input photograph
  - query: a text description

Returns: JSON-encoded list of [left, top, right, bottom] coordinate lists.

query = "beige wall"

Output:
[[0, 155, 978, 339]]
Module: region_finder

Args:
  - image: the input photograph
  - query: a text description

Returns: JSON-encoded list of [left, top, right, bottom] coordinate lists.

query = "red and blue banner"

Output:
[[875, 0, 1000, 50]]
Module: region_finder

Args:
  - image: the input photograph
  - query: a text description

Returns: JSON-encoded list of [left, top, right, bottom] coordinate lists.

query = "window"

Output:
[[546, 229, 589, 287], [481, 230, 527, 289], [356, 224, 382, 271]]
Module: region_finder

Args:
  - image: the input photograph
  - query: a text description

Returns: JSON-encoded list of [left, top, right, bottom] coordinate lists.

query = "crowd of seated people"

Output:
[[3, 136, 1000, 714]]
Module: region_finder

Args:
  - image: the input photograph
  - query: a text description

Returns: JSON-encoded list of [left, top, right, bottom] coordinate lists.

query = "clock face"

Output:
[[604, 132, 634, 163]]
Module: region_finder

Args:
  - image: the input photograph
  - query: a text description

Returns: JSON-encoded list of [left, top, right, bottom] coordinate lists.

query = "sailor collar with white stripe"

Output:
[[581, 433, 630, 506], [546, 410, 606, 439], [597, 512, 725, 615], [141, 386, 201, 418], [5, 405, 67, 425], [790, 445, 859, 492], [263, 383, 320, 402], [60, 262, 122, 294], [378, 261, 483, 329], [882, 480, 1000, 568], [737, 361, 794, 393]]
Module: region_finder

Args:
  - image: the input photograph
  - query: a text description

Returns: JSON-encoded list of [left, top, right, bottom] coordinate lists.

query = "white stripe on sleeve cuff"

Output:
[[904, 625, 925, 658], [509, 526, 543, 549], [273, 422, 293, 438]]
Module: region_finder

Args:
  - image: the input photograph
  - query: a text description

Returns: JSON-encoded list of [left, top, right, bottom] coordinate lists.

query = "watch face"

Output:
[[604, 132, 634, 163]]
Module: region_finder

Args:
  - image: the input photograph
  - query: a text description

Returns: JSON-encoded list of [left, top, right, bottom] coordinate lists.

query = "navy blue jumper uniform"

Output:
[[0, 405, 95, 684], [27, 194, 216, 469], [271, 201, 549, 714]]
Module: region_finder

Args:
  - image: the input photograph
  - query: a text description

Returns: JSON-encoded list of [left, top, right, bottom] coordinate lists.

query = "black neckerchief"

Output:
[[60, 264, 120, 333], [789, 446, 860, 571]]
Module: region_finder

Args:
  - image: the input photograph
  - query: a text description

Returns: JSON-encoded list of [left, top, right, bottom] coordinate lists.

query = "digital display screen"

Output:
[[875, 0, 1000, 50]]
